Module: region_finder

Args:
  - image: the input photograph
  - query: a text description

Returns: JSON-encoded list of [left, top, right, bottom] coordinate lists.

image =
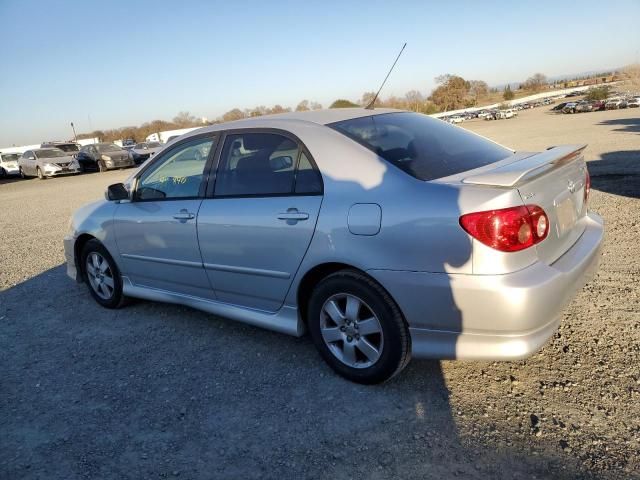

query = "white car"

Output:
[[447, 115, 464, 124], [18, 148, 81, 179], [627, 97, 640, 108], [0, 152, 21, 177], [501, 109, 517, 119]]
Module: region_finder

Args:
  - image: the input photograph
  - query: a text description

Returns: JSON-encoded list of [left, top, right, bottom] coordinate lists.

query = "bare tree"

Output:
[[468, 80, 489, 105], [404, 90, 424, 111], [173, 111, 198, 127], [523, 73, 548, 92], [309, 101, 323, 110]]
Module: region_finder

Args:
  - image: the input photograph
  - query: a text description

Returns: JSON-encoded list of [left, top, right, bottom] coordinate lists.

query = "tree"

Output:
[[621, 63, 640, 90], [309, 101, 323, 110], [329, 99, 359, 108], [585, 86, 610, 101], [222, 108, 245, 122], [269, 104, 291, 114], [523, 73, 548, 92], [468, 80, 489, 105], [503, 84, 514, 100], [404, 90, 424, 112], [295, 100, 310, 111], [173, 111, 198, 127], [428, 74, 470, 111]]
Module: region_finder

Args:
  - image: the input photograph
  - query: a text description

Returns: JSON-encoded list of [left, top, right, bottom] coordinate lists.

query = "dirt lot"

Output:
[[1, 107, 639, 479]]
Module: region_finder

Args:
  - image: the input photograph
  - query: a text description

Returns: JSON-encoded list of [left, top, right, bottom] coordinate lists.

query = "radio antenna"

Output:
[[365, 42, 407, 110]]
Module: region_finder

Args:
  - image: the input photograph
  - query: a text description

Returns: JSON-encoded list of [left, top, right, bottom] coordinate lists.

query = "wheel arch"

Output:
[[74, 233, 98, 278], [296, 262, 405, 327]]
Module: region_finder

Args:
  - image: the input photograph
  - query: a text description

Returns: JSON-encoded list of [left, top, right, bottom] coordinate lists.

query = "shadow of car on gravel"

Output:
[[597, 117, 640, 134], [0, 264, 606, 479], [588, 150, 640, 199]]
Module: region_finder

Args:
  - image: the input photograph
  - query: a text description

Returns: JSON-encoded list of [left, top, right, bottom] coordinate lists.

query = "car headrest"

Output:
[[236, 154, 271, 174]]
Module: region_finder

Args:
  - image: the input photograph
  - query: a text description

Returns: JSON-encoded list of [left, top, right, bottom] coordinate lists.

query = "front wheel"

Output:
[[36, 167, 45, 180], [98, 161, 107, 172], [0, 167, 5, 178], [81, 239, 126, 308], [307, 270, 411, 384], [19, 167, 26, 179]]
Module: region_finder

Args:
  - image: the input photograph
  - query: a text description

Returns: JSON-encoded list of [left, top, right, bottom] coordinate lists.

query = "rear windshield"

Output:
[[330, 112, 512, 181]]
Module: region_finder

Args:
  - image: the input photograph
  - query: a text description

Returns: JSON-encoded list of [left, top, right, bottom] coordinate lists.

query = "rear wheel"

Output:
[[81, 239, 126, 308], [307, 270, 411, 384]]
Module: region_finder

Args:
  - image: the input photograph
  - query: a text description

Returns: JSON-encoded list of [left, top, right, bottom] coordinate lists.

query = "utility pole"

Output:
[[70, 122, 77, 142]]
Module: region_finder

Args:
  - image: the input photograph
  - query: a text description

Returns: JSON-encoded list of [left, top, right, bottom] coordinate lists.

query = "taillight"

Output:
[[584, 169, 591, 204], [459, 205, 549, 252]]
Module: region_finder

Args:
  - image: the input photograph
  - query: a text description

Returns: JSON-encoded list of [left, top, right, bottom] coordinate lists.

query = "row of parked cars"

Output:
[[0, 141, 164, 179], [441, 97, 556, 124], [551, 94, 640, 115]]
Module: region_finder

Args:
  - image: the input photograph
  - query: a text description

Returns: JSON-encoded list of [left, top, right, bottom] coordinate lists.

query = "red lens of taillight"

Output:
[[584, 169, 591, 204], [459, 205, 549, 252]]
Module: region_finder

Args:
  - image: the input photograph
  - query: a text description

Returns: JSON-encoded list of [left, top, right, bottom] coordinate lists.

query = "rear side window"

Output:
[[330, 112, 512, 181], [215, 133, 298, 197]]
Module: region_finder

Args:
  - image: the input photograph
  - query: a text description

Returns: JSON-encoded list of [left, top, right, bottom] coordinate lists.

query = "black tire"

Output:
[[80, 239, 126, 309], [307, 269, 411, 384], [36, 167, 45, 180], [0, 167, 6, 178], [98, 160, 107, 172], [19, 167, 26, 179]]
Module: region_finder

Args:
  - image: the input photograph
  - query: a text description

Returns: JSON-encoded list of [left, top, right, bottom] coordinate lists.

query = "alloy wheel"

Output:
[[320, 293, 384, 369], [86, 252, 115, 300]]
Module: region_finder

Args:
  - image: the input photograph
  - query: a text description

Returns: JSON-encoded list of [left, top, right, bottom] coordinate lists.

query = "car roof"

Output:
[[194, 108, 404, 134]]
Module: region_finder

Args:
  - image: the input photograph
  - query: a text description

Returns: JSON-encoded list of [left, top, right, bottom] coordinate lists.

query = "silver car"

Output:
[[18, 148, 81, 179], [64, 109, 603, 384]]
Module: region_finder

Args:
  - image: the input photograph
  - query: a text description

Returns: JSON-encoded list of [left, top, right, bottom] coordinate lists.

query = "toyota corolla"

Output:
[[64, 109, 603, 384]]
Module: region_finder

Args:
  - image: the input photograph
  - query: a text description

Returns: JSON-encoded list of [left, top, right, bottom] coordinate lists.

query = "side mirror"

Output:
[[106, 183, 129, 201], [270, 155, 293, 171]]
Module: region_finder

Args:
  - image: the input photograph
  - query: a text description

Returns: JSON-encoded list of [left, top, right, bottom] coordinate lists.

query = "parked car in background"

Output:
[[618, 100, 628, 109], [605, 99, 622, 110], [63, 109, 603, 384], [591, 100, 606, 111], [574, 101, 594, 113], [627, 97, 640, 108], [76, 143, 135, 172], [562, 102, 578, 114], [128, 141, 163, 165], [0, 152, 21, 177], [41, 141, 81, 154], [551, 102, 568, 112], [18, 148, 81, 179], [122, 139, 136, 151]]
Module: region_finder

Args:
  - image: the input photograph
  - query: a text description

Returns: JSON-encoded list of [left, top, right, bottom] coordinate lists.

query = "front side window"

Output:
[[135, 137, 214, 201], [215, 133, 299, 197], [330, 112, 512, 181]]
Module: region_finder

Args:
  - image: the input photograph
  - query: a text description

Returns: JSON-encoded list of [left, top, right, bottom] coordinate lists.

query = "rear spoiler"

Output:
[[463, 144, 587, 187]]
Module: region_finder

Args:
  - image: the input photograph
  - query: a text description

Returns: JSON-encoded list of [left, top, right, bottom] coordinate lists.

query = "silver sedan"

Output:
[[64, 109, 603, 383]]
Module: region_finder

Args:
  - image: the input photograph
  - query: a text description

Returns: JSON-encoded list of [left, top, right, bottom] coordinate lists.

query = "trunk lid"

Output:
[[463, 145, 589, 265]]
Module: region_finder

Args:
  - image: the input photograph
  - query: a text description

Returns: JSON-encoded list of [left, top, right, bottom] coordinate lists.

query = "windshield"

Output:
[[96, 144, 122, 153], [330, 112, 512, 181], [1, 153, 20, 162], [36, 149, 68, 159]]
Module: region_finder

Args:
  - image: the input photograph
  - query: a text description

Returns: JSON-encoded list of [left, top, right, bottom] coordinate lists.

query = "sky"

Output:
[[0, 0, 638, 146]]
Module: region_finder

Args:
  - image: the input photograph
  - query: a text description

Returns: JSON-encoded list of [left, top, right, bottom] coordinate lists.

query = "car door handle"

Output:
[[277, 211, 309, 221], [173, 211, 195, 220]]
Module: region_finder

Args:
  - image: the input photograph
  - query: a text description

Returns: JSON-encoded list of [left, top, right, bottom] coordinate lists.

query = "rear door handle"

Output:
[[278, 211, 309, 221], [173, 211, 195, 220]]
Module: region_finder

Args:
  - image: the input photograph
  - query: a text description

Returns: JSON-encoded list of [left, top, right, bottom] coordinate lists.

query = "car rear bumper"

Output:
[[369, 212, 604, 360]]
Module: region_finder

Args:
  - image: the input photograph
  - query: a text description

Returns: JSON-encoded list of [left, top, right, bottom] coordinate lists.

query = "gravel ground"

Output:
[[1, 107, 639, 479]]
